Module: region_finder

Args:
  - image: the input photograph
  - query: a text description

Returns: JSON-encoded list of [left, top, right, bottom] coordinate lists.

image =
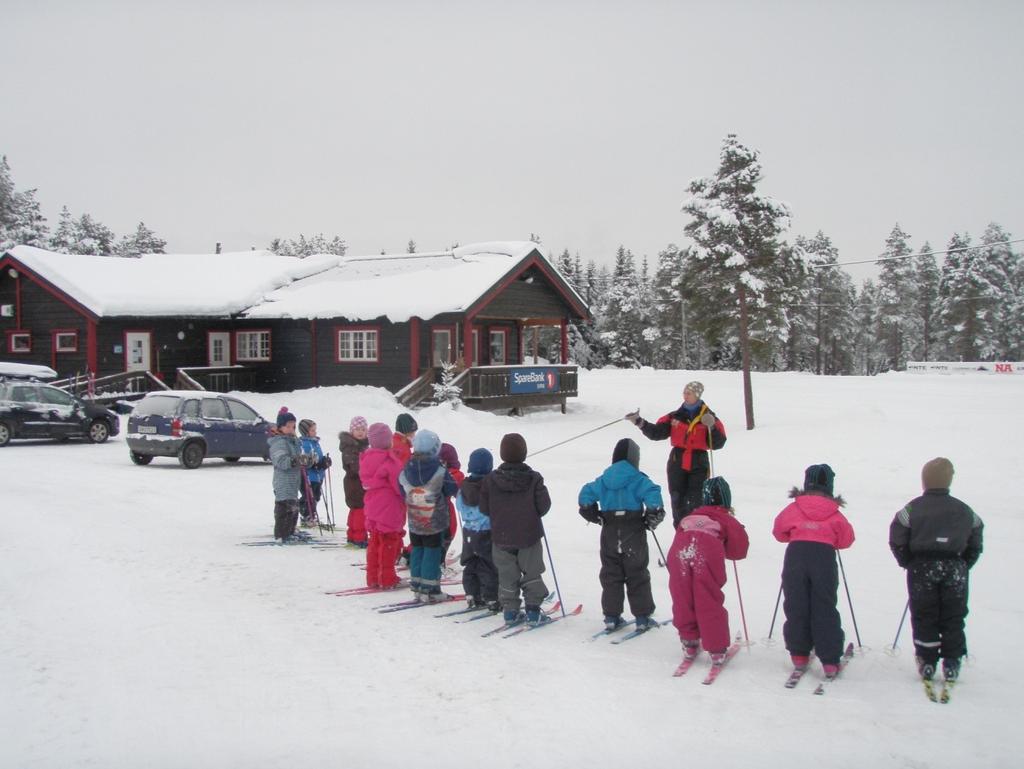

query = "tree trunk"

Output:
[[738, 282, 755, 430]]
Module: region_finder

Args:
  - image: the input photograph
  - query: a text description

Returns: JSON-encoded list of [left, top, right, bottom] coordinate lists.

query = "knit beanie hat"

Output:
[[467, 448, 494, 476], [350, 416, 368, 432], [922, 457, 954, 490], [298, 419, 315, 437], [803, 464, 836, 497], [395, 413, 418, 435], [276, 407, 297, 428], [684, 380, 705, 399], [411, 429, 441, 457], [611, 438, 640, 469], [367, 422, 392, 450], [500, 433, 528, 463], [439, 443, 460, 470], [702, 476, 732, 508]]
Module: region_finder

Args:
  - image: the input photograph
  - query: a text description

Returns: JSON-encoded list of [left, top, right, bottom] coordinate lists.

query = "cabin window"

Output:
[[54, 331, 78, 353], [338, 328, 380, 362], [235, 330, 271, 361], [7, 331, 31, 353]]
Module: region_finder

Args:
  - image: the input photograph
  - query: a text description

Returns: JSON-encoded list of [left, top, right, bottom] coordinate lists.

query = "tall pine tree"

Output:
[[875, 224, 917, 370]]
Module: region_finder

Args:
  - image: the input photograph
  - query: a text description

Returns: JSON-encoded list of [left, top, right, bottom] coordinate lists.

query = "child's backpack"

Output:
[[404, 466, 446, 530]]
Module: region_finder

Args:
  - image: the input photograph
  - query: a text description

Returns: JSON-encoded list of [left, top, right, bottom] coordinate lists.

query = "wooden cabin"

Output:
[[0, 242, 589, 411]]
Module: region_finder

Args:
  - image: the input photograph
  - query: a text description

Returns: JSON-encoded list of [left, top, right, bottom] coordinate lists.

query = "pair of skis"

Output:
[[672, 643, 742, 685], [589, 619, 672, 644], [923, 676, 956, 704], [496, 604, 584, 638], [324, 577, 460, 597], [781, 643, 855, 695]]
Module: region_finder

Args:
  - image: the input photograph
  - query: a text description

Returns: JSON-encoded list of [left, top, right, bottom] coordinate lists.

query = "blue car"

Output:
[[126, 391, 272, 468]]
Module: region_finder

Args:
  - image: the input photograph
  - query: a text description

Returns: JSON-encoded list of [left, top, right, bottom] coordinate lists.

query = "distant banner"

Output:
[[906, 361, 1024, 375], [510, 367, 561, 393]]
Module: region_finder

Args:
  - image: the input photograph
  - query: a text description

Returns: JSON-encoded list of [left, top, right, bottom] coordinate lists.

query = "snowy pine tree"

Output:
[[597, 246, 645, 368], [979, 223, 1021, 360], [939, 231, 1001, 360], [875, 224, 917, 370], [70, 213, 116, 255], [680, 134, 793, 373], [49, 206, 76, 253], [0, 157, 50, 251], [270, 233, 347, 257], [649, 244, 686, 368], [796, 232, 857, 374], [911, 242, 942, 361], [407, 239, 417, 254], [431, 361, 463, 407], [115, 221, 167, 257], [853, 280, 884, 374]]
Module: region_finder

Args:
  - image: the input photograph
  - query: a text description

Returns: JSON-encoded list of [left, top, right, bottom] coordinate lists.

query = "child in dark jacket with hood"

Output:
[[398, 429, 458, 602], [339, 416, 369, 546], [889, 457, 984, 683], [667, 476, 749, 665], [479, 433, 552, 626], [456, 448, 499, 611], [578, 438, 666, 631], [773, 464, 855, 677]]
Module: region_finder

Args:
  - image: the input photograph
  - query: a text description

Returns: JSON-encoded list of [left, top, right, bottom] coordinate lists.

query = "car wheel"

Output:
[[0, 421, 11, 447], [178, 441, 205, 469], [87, 419, 111, 443], [224, 456, 240, 463], [130, 450, 154, 466]]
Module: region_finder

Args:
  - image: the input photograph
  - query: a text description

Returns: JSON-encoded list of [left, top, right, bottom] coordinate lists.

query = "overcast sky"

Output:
[[4, 1, 1022, 281]]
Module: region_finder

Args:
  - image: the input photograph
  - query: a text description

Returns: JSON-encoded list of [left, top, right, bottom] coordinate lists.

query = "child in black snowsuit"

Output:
[[578, 438, 666, 631], [456, 448, 499, 612], [889, 457, 984, 682]]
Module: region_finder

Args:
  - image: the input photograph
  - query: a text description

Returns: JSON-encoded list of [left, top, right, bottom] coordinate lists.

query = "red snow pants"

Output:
[[347, 506, 367, 544], [667, 530, 731, 653], [366, 530, 404, 588]]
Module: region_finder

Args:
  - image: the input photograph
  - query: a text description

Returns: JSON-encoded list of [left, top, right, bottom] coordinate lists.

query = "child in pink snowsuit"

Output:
[[667, 476, 749, 660]]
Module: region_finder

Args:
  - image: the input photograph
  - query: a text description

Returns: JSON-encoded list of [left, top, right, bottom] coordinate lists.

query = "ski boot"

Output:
[[634, 615, 656, 631], [682, 639, 701, 661], [603, 614, 625, 632], [525, 606, 551, 627], [916, 656, 936, 681], [942, 658, 960, 682]]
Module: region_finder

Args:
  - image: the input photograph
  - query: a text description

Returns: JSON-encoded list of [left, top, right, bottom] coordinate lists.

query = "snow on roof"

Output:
[[242, 241, 564, 322], [5, 246, 342, 317]]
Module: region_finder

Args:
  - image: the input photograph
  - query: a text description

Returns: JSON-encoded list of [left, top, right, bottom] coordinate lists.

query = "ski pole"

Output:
[[766, 582, 783, 642], [302, 466, 323, 536], [320, 458, 335, 530], [326, 464, 338, 531], [889, 599, 910, 652], [732, 560, 750, 647], [837, 551, 862, 648], [541, 527, 567, 618], [651, 528, 667, 569], [528, 417, 623, 458]]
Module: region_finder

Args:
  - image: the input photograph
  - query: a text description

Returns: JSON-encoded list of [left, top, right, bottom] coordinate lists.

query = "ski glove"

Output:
[[700, 413, 716, 429], [317, 456, 333, 471], [624, 410, 642, 426], [644, 507, 666, 530], [578, 503, 602, 525], [292, 454, 313, 468]]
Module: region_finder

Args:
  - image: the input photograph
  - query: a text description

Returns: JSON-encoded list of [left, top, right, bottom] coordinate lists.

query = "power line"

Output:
[[811, 237, 1024, 269]]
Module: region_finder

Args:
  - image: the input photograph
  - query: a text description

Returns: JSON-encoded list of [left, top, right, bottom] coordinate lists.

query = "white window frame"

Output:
[[235, 330, 271, 362], [337, 328, 380, 363], [54, 331, 78, 353], [8, 332, 31, 353]]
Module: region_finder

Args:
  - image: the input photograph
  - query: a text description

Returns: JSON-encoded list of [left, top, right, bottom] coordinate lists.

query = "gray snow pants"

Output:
[[493, 541, 549, 611]]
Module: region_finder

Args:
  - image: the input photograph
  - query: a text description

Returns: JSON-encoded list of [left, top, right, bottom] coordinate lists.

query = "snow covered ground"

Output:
[[1, 369, 1020, 768]]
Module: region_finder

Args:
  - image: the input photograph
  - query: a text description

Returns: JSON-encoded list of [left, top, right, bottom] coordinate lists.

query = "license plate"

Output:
[[137, 425, 157, 434]]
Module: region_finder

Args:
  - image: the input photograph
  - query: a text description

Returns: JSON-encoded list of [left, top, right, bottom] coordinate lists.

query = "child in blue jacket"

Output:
[[298, 419, 332, 527], [578, 438, 666, 631]]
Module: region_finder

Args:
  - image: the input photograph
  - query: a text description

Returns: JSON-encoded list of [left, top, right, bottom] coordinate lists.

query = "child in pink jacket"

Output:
[[772, 464, 855, 676], [667, 476, 749, 665], [359, 423, 407, 589]]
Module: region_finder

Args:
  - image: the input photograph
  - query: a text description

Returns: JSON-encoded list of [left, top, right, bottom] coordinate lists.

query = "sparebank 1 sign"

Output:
[[510, 367, 560, 394]]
